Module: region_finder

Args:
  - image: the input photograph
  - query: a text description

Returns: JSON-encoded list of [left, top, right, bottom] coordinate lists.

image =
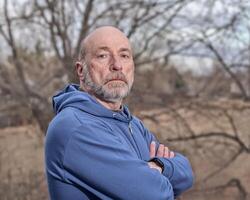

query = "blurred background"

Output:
[[0, 0, 250, 199]]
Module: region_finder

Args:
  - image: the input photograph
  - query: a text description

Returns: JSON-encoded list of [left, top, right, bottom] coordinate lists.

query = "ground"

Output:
[[0, 99, 249, 200]]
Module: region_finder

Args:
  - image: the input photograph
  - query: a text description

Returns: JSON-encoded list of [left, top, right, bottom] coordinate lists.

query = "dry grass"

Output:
[[0, 125, 48, 200], [0, 99, 249, 200]]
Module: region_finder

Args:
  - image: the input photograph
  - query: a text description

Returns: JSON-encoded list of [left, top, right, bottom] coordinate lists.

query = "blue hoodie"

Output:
[[45, 84, 194, 200]]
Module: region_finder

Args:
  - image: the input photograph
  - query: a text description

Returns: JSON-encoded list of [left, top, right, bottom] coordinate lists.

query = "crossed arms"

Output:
[[59, 123, 194, 200]]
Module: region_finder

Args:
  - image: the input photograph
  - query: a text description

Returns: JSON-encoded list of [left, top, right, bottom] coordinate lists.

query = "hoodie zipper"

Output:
[[128, 123, 133, 134], [113, 112, 142, 159], [128, 122, 142, 159]]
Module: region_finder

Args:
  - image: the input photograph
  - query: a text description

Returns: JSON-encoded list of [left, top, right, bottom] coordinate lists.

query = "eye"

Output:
[[97, 54, 108, 59], [121, 54, 130, 59]]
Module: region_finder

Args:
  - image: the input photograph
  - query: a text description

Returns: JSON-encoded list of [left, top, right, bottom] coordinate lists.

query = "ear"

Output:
[[75, 61, 84, 79]]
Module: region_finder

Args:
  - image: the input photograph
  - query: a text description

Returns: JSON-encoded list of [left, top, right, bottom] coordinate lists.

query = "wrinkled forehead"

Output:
[[83, 27, 132, 54]]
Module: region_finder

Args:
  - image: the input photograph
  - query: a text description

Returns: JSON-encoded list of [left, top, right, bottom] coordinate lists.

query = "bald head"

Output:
[[78, 26, 132, 61]]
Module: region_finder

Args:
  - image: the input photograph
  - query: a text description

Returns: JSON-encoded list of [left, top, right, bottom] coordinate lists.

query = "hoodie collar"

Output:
[[52, 84, 132, 122]]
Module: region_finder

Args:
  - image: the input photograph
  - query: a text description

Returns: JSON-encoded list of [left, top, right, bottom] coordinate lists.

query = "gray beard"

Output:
[[83, 67, 133, 103]]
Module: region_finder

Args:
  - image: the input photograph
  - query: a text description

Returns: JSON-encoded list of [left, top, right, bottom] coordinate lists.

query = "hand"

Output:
[[148, 141, 175, 173], [150, 141, 175, 159]]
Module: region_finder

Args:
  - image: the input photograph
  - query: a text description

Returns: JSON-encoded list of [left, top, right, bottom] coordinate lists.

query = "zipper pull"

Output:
[[128, 123, 133, 134]]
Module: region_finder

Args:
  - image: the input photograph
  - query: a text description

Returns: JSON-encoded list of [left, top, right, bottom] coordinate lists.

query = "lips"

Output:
[[105, 79, 127, 86], [108, 79, 125, 82], [105, 73, 128, 84]]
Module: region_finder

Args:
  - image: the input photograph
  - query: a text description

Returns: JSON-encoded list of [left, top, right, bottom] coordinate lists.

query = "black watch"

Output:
[[150, 157, 164, 172]]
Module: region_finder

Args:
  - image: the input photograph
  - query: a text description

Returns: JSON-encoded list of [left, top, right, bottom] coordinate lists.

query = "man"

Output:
[[45, 26, 194, 200]]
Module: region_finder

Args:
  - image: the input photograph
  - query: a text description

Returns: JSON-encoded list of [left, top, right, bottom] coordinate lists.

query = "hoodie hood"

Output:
[[52, 84, 132, 122]]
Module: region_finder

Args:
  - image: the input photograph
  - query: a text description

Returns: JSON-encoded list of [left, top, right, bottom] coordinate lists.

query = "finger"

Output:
[[164, 146, 170, 158], [169, 151, 175, 158], [157, 144, 164, 157], [150, 141, 156, 158]]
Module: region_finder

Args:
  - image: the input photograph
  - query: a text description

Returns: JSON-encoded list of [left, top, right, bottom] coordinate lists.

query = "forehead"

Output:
[[84, 28, 132, 53]]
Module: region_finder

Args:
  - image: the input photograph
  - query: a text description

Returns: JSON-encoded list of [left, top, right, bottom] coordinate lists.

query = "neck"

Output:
[[94, 96, 122, 111]]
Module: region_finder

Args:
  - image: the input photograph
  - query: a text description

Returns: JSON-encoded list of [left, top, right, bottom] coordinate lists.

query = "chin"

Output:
[[102, 87, 129, 102]]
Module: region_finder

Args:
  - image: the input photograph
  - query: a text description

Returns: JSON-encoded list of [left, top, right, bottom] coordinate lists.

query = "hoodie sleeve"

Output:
[[151, 154, 194, 197], [140, 121, 194, 198], [62, 122, 174, 200]]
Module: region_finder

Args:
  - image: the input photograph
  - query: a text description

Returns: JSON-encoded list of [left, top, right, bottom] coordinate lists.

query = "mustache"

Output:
[[104, 72, 128, 84]]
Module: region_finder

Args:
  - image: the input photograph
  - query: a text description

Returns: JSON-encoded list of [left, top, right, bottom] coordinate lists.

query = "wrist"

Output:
[[148, 157, 164, 173]]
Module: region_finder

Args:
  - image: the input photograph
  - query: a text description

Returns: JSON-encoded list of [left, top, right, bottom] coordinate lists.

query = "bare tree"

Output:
[[0, 0, 54, 131], [0, 0, 195, 131], [172, 0, 250, 99]]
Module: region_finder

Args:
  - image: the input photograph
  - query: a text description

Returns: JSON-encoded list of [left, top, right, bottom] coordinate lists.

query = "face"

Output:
[[79, 28, 134, 103]]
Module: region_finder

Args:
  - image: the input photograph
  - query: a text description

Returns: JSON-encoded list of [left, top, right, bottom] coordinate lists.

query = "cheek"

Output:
[[89, 63, 108, 83], [125, 64, 134, 79]]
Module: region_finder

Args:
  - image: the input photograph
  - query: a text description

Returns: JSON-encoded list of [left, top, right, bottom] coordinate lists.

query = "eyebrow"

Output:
[[119, 47, 131, 53]]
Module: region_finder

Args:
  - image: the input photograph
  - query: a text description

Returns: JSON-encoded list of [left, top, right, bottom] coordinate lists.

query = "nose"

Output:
[[110, 55, 122, 71]]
